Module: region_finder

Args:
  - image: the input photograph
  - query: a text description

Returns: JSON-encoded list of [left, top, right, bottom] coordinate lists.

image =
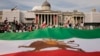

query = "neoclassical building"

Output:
[[30, 0, 85, 26], [0, 0, 85, 26], [1, 0, 100, 29]]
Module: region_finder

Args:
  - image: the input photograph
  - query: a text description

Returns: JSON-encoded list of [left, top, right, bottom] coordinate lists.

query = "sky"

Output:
[[0, 0, 100, 12]]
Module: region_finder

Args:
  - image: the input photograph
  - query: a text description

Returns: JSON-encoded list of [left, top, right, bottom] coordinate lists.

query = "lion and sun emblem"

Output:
[[18, 38, 85, 52]]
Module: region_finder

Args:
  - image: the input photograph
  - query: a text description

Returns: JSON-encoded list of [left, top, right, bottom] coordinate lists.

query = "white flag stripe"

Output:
[[0, 38, 100, 55]]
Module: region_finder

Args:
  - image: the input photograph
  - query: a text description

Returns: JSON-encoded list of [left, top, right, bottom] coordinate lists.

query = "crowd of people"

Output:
[[0, 19, 84, 33], [0, 19, 35, 33]]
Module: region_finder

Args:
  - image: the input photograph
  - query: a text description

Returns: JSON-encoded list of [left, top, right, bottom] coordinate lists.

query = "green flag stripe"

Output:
[[0, 27, 100, 40]]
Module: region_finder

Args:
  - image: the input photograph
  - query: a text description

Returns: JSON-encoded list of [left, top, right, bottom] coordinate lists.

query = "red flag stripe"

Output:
[[2, 50, 100, 56]]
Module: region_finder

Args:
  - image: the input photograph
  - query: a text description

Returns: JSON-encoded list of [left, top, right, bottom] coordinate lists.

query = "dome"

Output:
[[32, 6, 42, 11], [42, 0, 51, 7], [42, 0, 51, 10]]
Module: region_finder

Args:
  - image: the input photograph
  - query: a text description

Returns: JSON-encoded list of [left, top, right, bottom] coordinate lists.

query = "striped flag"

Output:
[[41, 21, 47, 28], [0, 27, 100, 56]]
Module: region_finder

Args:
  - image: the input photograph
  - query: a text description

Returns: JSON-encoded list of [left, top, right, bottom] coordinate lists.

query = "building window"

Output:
[[25, 18, 34, 20]]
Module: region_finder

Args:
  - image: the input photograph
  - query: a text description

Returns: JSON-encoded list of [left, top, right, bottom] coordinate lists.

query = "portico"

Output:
[[35, 13, 58, 25]]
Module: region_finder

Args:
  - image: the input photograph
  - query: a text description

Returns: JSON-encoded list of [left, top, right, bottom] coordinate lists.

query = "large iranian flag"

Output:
[[0, 27, 100, 56]]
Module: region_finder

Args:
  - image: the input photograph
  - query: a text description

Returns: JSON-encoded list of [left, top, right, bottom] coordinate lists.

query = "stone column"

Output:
[[54, 14, 57, 25], [79, 17, 81, 23], [82, 16, 85, 23], [56, 15, 58, 25], [40, 14, 42, 25], [74, 17, 77, 24], [35, 14, 39, 24], [47, 14, 49, 25], [38, 14, 40, 24], [50, 14, 52, 25], [53, 15, 55, 25], [76, 17, 78, 23], [44, 14, 46, 22]]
